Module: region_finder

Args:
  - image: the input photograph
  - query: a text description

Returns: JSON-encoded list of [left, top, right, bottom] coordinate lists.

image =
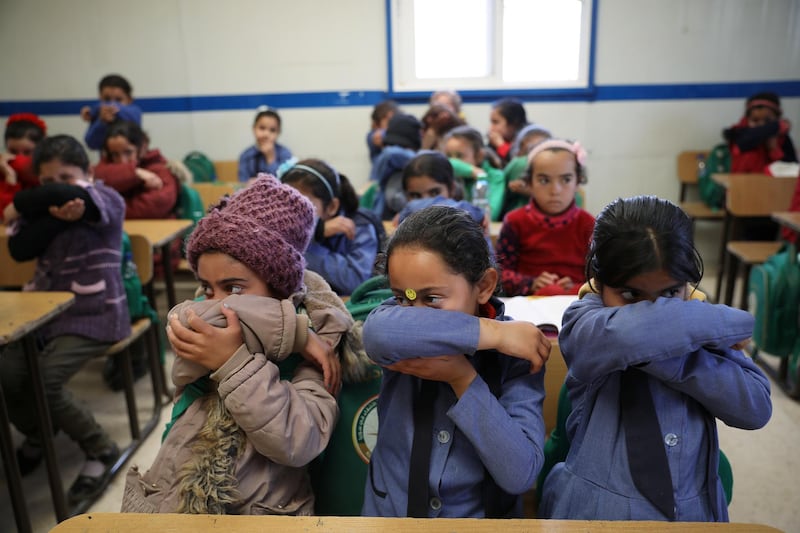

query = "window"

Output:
[[389, 0, 595, 95]]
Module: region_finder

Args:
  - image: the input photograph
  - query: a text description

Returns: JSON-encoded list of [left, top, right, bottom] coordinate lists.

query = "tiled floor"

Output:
[[2, 278, 799, 533]]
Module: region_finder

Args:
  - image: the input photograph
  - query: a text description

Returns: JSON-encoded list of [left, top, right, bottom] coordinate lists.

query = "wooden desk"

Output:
[[123, 219, 193, 310], [0, 292, 75, 527], [51, 513, 782, 532], [772, 211, 800, 233]]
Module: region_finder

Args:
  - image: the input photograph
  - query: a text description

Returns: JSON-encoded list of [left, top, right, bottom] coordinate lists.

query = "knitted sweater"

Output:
[[8, 181, 131, 343], [497, 201, 595, 296]]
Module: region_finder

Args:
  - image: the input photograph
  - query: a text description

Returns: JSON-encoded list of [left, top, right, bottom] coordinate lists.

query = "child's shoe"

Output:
[[66, 443, 121, 510]]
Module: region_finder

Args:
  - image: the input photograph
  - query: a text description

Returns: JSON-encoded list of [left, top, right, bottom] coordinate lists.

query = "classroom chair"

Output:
[[676, 150, 725, 227], [191, 182, 240, 211], [93, 234, 167, 493], [717, 173, 797, 308], [212, 160, 239, 183]]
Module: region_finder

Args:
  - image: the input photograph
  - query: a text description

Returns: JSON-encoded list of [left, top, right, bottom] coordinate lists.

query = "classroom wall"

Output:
[[1, 0, 798, 261]]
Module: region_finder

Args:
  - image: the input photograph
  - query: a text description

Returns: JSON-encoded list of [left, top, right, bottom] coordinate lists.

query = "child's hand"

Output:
[[508, 180, 531, 196], [324, 215, 356, 240], [135, 168, 163, 190], [731, 338, 753, 352], [0, 155, 17, 186], [556, 276, 574, 291], [80, 106, 92, 122], [370, 129, 385, 148], [301, 330, 342, 395], [487, 131, 505, 149], [99, 104, 118, 123], [3, 202, 19, 224], [479, 319, 550, 373], [166, 304, 244, 371], [49, 198, 85, 222], [257, 140, 275, 158], [388, 355, 477, 398], [533, 272, 558, 292]]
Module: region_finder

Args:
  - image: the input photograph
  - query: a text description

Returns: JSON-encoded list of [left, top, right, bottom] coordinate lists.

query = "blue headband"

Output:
[[286, 164, 340, 200]]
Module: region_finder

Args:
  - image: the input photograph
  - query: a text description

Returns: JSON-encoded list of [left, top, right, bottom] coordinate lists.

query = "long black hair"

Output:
[[587, 196, 703, 291]]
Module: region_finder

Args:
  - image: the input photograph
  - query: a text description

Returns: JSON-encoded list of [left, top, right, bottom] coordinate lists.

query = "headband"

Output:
[[6, 113, 47, 136], [527, 139, 587, 167], [285, 164, 340, 201], [746, 99, 781, 115]]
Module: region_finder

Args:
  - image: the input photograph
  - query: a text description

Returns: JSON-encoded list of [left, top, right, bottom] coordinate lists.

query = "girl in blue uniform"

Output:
[[282, 159, 381, 296], [361, 205, 550, 518], [539, 195, 772, 522]]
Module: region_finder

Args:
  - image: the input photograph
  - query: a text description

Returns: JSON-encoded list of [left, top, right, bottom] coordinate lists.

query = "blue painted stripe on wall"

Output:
[[2, 81, 799, 117]]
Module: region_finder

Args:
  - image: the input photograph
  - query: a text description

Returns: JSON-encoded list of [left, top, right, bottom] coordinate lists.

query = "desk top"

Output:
[[772, 211, 800, 233], [123, 219, 194, 248], [712, 172, 798, 189], [50, 513, 782, 532], [0, 292, 74, 345]]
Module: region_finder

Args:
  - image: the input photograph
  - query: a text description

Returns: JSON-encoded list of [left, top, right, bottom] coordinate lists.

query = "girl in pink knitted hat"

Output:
[[121, 174, 375, 515]]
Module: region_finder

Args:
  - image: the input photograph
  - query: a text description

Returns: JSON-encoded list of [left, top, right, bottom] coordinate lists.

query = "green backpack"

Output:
[[183, 151, 217, 183], [345, 275, 392, 321], [747, 243, 800, 357], [698, 143, 731, 209], [174, 182, 206, 247]]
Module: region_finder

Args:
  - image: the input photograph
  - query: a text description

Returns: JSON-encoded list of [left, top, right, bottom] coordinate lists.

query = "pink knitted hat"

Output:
[[186, 174, 315, 298]]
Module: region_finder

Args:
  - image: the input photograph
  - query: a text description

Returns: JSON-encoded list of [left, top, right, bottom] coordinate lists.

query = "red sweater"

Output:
[[497, 201, 595, 296], [727, 117, 795, 173], [0, 154, 39, 212], [94, 148, 179, 219]]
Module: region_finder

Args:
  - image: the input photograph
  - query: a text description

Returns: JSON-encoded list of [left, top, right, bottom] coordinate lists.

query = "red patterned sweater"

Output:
[[497, 201, 595, 296]]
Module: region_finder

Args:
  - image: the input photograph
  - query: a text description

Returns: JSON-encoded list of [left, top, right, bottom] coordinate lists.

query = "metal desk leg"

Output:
[[715, 213, 732, 303], [22, 335, 68, 521], [0, 379, 32, 533]]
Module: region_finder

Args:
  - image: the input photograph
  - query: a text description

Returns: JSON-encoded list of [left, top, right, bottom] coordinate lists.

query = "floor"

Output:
[[2, 274, 799, 533]]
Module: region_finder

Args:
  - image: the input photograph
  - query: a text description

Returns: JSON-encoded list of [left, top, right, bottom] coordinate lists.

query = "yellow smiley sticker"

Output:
[[404, 288, 417, 301]]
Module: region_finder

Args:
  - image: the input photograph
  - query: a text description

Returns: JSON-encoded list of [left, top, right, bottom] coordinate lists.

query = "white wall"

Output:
[[1, 0, 798, 233]]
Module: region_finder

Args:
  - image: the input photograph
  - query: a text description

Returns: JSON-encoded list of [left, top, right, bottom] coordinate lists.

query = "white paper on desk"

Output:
[[499, 295, 577, 331], [768, 161, 800, 178]]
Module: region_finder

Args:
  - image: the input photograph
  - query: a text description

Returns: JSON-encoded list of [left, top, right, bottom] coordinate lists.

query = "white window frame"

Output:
[[387, 0, 596, 96]]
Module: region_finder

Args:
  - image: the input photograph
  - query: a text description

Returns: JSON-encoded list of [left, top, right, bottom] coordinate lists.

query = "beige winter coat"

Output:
[[122, 271, 358, 515]]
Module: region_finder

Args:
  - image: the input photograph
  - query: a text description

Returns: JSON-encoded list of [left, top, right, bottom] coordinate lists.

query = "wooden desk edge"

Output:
[[771, 211, 800, 233], [0, 292, 75, 346], [50, 513, 783, 532]]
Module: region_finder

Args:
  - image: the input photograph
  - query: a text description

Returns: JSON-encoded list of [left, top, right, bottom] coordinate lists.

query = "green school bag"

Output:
[[183, 151, 217, 183], [698, 143, 730, 209], [174, 182, 206, 250], [747, 243, 800, 357], [345, 275, 392, 321]]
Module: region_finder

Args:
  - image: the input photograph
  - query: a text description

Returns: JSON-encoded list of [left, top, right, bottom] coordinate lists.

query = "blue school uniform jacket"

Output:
[[304, 209, 379, 296], [361, 298, 546, 517], [539, 294, 772, 522], [84, 102, 143, 150], [237, 144, 293, 182]]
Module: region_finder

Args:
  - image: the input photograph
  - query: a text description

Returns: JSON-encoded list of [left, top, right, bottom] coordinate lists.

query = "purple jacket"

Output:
[[19, 181, 131, 343]]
